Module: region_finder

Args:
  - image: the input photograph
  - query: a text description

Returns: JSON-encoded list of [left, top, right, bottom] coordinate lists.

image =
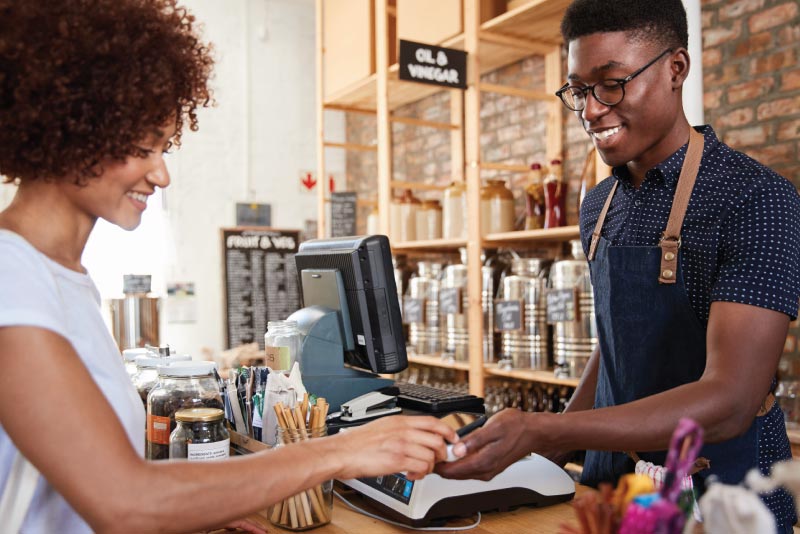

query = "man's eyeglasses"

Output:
[[555, 48, 673, 112]]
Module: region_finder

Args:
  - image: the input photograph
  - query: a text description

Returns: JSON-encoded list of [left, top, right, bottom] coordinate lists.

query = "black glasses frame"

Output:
[[555, 48, 673, 111]]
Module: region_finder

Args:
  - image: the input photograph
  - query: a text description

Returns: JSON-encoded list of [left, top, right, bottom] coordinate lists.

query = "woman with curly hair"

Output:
[[0, 1, 456, 532]]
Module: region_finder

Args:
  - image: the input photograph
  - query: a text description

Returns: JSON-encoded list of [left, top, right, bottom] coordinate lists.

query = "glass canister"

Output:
[[169, 407, 230, 461], [406, 261, 443, 355], [499, 258, 551, 370], [132, 353, 191, 407], [122, 347, 151, 382], [146, 360, 224, 461], [268, 425, 333, 530], [264, 320, 303, 371], [415, 200, 442, 241], [480, 179, 515, 235], [366, 205, 380, 236], [442, 181, 467, 239]]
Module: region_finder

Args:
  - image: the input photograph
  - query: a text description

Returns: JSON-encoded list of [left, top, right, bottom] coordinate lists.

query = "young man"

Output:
[[437, 0, 800, 530]]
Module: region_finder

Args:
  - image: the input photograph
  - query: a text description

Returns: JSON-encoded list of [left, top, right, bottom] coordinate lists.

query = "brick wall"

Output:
[[346, 54, 593, 231], [702, 0, 800, 186], [346, 0, 800, 232]]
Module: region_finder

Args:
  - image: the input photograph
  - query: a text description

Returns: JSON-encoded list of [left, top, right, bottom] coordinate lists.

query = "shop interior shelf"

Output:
[[323, 0, 568, 112], [392, 237, 468, 251], [483, 225, 580, 245], [484, 364, 580, 388], [407, 353, 472, 371]]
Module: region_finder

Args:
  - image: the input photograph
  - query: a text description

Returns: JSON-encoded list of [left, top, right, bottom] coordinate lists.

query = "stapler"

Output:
[[340, 390, 402, 422]]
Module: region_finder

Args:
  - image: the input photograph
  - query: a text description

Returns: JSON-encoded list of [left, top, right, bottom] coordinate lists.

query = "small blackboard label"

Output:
[[331, 192, 357, 237], [123, 274, 151, 295], [403, 298, 425, 324], [546, 288, 578, 323], [495, 299, 523, 332], [399, 40, 467, 90], [439, 287, 462, 315]]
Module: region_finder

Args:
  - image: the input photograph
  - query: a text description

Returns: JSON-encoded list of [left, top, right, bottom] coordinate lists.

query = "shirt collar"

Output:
[[612, 125, 718, 188]]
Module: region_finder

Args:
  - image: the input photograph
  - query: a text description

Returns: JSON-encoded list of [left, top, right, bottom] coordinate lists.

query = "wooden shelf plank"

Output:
[[392, 238, 467, 251], [407, 354, 471, 371], [390, 180, 449, 191], [484, 225, 580, 244], [480, 161, 531, 173], [484, 364, 580, 387], [322, 0, 567, 111]]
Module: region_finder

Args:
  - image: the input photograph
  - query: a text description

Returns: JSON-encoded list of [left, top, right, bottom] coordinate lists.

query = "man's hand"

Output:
[[435, 409, 547, 481]]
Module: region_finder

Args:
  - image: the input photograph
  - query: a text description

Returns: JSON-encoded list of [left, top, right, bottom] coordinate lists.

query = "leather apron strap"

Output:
[[587, 128, 705, 286]]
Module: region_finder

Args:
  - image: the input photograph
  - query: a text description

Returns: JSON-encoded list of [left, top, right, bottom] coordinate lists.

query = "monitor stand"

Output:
[[288, 305, 393, 412]]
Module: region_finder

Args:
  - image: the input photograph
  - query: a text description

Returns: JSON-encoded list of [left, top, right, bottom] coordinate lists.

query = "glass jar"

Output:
[[524, 163, 545, 230], [132, 354, 191, 407], [395, 189, 420, 242], [442, 181, 467, 239], [169, 407, 230, 461], [415, 200, 442, 240], [366, 206, 380, 235], [480, 179, 515, 235], [122, 348, 151, 382], [268, 425, 332, 530], [264, 320, 303, 371], [544, 159, 566, 229], [146, 361, 223, 461]]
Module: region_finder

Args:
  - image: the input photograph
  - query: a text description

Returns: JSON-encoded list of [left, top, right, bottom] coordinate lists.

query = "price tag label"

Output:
[[546, 288, 578, 323], [403, 298, 425, 324], [439, 288, 462, 315], [494, 299, 523, 332]]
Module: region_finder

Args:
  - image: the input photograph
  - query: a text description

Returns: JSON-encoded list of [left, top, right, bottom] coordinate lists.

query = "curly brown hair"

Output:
[[0, 0, 214, 183]]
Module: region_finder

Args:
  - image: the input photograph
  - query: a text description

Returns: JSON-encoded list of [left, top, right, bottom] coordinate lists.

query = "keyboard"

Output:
[[394, 382, 485, 414]]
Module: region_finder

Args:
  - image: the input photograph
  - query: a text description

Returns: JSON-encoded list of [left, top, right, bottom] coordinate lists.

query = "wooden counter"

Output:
[[235, 485, 589, 533]]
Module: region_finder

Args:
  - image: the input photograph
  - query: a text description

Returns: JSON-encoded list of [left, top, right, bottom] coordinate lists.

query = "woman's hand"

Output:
[[435, 409, 544, 481], [333, 415, 457, 481]]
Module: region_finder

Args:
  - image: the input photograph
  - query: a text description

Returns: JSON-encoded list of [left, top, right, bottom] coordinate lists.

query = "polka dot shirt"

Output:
[[580, 125, 800, 325]]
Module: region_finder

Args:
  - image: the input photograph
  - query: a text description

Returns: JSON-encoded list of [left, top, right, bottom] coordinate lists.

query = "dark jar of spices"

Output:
[[147, 360, 224, 461], [169, 408, 230, 461], [132, 354, 191, 407]]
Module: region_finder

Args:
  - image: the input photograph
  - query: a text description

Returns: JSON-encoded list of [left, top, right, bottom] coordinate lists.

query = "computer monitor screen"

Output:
[[294, 235, 407, 374]]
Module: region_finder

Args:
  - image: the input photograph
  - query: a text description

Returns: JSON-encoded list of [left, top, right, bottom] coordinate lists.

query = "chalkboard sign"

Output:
[[403, 297, 425, 324], [495, 299, 524, 332], [439, 287, 462, 315], [546, 288, 578, 323], [399, 40, 467, 90], [330, 192, 357, 237], [222, 227, 301, 350]]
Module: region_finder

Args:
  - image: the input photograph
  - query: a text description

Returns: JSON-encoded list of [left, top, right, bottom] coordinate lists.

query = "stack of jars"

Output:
[[405, 261, 443, 355], [146, 360, 224, 460], [442, 261, 469, 362]]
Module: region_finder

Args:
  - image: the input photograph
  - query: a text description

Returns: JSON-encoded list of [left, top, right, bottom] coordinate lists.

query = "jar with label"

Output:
[[415, 200, 442, 241], [146, 360, 224, 460], [122, 348, 151, 382], [132, 353, 191, 407], [544, 159, 566, 229], [265, 320, 303, 371], [169, 408, 230, 461], [442, 181, 467, 239], [524, 163, 545, 230], [268, 425, 332, 530], [480, 179, 515, 235]]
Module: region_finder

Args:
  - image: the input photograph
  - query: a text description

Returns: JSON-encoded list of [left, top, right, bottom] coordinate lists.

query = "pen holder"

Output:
[[268, 425, 332, 531]]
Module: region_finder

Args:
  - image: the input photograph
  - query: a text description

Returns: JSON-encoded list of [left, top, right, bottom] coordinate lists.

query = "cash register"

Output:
[[288, 235, 576, 526]]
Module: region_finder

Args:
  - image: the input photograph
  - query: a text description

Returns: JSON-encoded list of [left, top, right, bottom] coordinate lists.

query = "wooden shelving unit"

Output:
[[316, 0, 604, 398], [408, 354, 472, 372], [484, 364, 580, 388]]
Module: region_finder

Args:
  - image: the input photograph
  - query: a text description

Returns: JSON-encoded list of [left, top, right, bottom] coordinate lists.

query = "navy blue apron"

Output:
[[580, 129, 795, 532]]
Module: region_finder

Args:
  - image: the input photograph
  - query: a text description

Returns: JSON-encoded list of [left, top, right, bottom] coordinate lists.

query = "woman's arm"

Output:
[[0, 326, 456, 534]]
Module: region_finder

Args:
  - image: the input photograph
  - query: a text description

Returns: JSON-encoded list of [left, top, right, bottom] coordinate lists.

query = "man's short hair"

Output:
[[560, 0, 688, 50]]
